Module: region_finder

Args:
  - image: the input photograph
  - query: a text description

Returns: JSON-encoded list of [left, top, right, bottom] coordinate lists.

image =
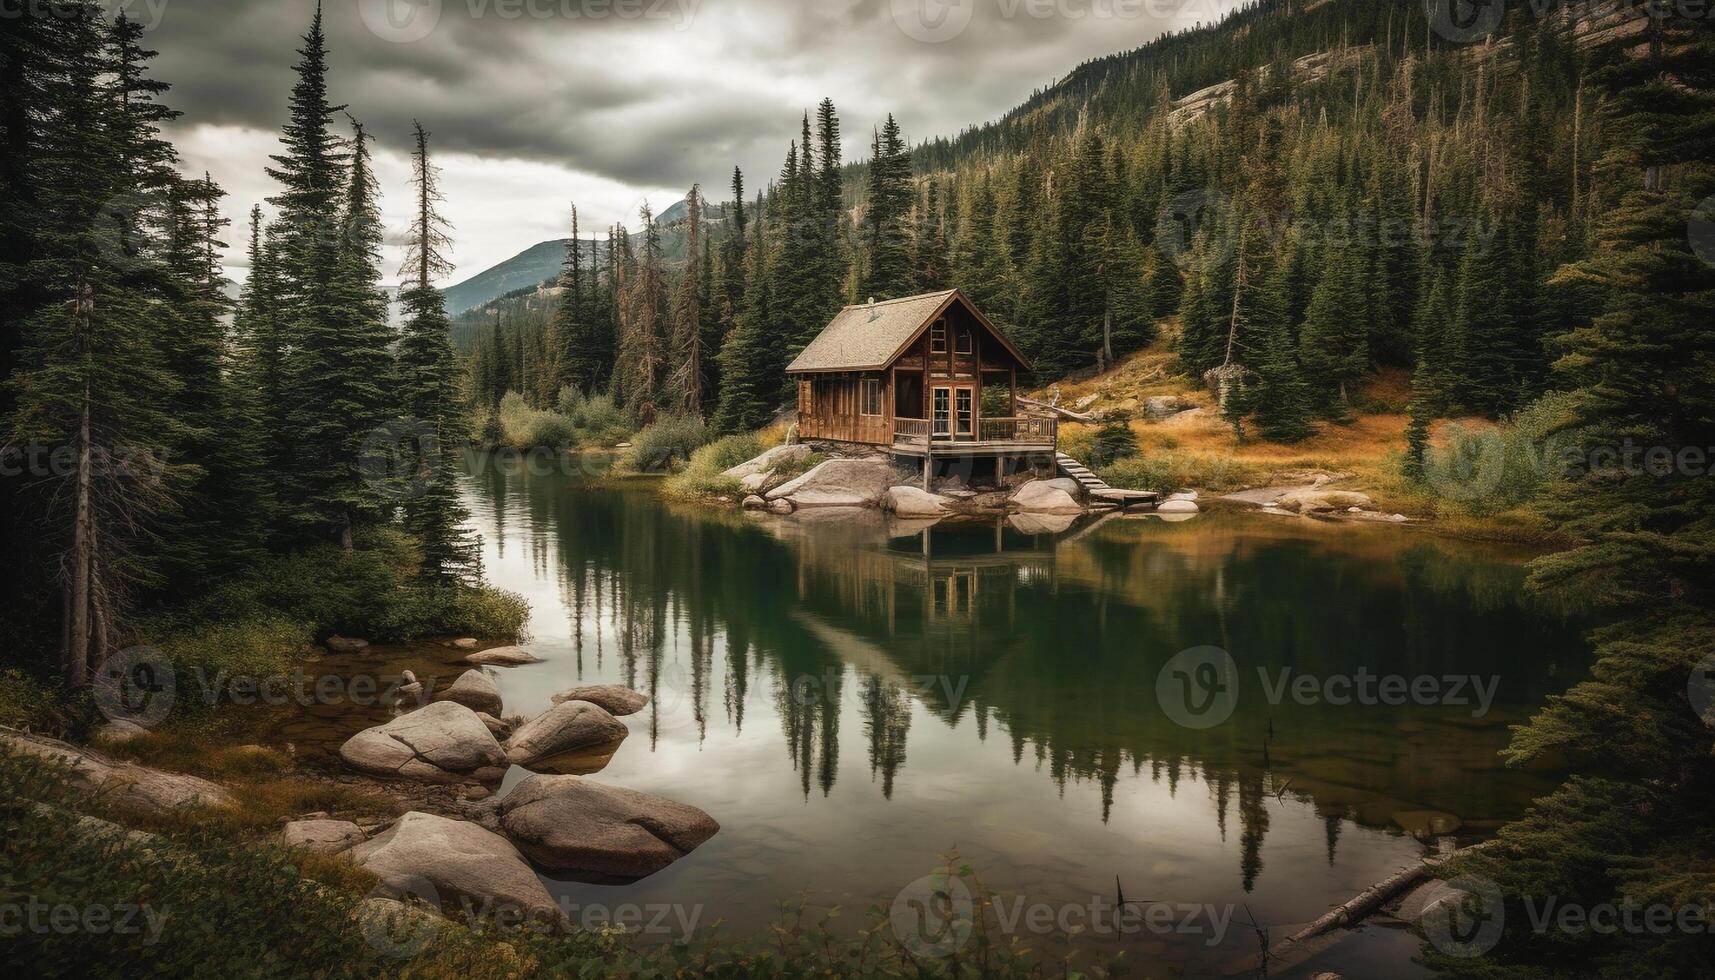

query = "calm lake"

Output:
[[300, 451, 1591, 976]]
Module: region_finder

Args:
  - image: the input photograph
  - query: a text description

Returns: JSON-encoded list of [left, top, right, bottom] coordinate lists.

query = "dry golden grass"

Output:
[[1033, 339, 1560, 545]]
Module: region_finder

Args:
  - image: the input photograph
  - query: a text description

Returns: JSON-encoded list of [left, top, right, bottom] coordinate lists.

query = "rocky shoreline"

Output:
[[714, 443, 1420, 530], [5, 639, 723, 933]]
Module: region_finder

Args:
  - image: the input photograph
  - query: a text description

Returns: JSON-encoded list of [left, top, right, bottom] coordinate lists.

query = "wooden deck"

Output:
[[889, 417, 1057, 457]]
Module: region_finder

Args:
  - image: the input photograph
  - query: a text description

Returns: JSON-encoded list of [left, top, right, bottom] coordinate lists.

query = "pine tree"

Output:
[[7, 3, 186, 682], [1452, 16, 1715, 974], [617, 204, 667, 422], [1403, 272, 1453, 480], [860, 114, 914, 299], [668, 185, 705, 417], [1298, 206, 1370, 415], [395, 122, 475, 583], [712, 198, 775, 435], [283, 113, 392, 548], [952, 174, 1007, 317], [911, 178, 949, 292]]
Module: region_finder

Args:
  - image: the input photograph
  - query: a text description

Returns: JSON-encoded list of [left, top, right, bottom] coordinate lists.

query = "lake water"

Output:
[[308, 452, 1591, 976]]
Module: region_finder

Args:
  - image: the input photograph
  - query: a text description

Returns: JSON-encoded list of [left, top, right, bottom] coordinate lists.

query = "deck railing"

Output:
[[893, 417, 931, 445], [977, 417, 1058, 445], [893, 416, 1056, 447]]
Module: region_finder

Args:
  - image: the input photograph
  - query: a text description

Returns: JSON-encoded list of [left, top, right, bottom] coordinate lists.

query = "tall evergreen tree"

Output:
[[669, 186, 705, 417], [395, 122, 475, 583], [860, 114, 913, 299]]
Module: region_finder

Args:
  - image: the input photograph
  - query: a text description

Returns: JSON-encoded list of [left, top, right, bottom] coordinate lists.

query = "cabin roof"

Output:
[[785, 289, 1030, 373]]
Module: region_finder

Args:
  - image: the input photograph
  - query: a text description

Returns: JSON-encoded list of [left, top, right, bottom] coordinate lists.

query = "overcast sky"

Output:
[[134, 0, 1243, 285]]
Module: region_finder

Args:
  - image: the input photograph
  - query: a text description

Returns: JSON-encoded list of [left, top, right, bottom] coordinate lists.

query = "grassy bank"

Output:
[[0, 528, 527, 738], [1044, 344, 1574, 547], [2, 745, 1110, 978]]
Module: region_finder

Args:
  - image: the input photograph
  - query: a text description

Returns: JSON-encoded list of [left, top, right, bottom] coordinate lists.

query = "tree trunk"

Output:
[[69, 388, 93, 687], [1101, 307, 1114, 370]]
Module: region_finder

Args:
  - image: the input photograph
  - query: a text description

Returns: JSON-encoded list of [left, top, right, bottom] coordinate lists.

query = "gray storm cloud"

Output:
[[146, 0, 1235, 188]]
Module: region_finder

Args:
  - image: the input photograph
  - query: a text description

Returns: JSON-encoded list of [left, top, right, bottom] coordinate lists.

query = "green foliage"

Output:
[[1087, 422, 1139, 467], [556, 386, 632, 447], [662, 433, 763, 498], [1097, 452, 1261, 494], [624, 414, 711, 474], [496, 391, 577, 449], [1421, 393, 1577, 517], [146, 529, 527, 681]]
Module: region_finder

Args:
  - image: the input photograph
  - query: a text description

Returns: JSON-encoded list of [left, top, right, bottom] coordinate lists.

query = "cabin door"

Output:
[[931, 386, 952, 437]]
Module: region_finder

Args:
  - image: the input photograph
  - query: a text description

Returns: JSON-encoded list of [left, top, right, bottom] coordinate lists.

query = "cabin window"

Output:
[[956, 329, 972, 354], [930, 318, 947, 353], [860, 378, 882, 416]]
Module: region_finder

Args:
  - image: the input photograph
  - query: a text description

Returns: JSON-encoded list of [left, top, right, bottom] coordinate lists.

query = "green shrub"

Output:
[[625, 415, 711, 473], [497, 391, 577, 450], [663, 433, 763, 497], [1088, 423, 1140, 467], [149, 529, 527, 681], [1421, 392, 1577, 516], [477, 406, 505, 448], [1099, 452, 1261, 493], [0, 668, 71, 730], [558, 387, 633, 447], [156, 616, 312, 680]]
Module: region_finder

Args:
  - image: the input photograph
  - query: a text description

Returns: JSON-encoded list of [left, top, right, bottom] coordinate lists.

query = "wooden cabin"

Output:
[[786, 289, 1055, 461]]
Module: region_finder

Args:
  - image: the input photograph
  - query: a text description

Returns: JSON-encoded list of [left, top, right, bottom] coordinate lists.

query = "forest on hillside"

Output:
[[476, 0, 1654, 452]]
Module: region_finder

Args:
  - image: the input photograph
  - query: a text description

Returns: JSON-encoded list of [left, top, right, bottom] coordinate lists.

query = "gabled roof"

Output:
[[785, 289, 1030, 373]]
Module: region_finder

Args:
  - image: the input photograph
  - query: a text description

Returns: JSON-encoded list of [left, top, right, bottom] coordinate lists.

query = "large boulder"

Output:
[[339, 701, 508, 784], [1011, 478, 1084, 515], [1, 730, 234, 817], [325, 635, 370, 653], [1144, 395, 1195, 421], [1276, 489, 1374, 514], [463, 645, 542, 666], [883, 485, 949, 518], [1157, 498, 1200, 514], [434, 669, 504, 717], [722, 443, 812, 481], [549, 684, 649, 716], [281, 818, 366, 854], [497, 774, 719, 879], [765, 458, 896, 508], [506, 700, 628, 768], [349, 811, 559, 919]]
